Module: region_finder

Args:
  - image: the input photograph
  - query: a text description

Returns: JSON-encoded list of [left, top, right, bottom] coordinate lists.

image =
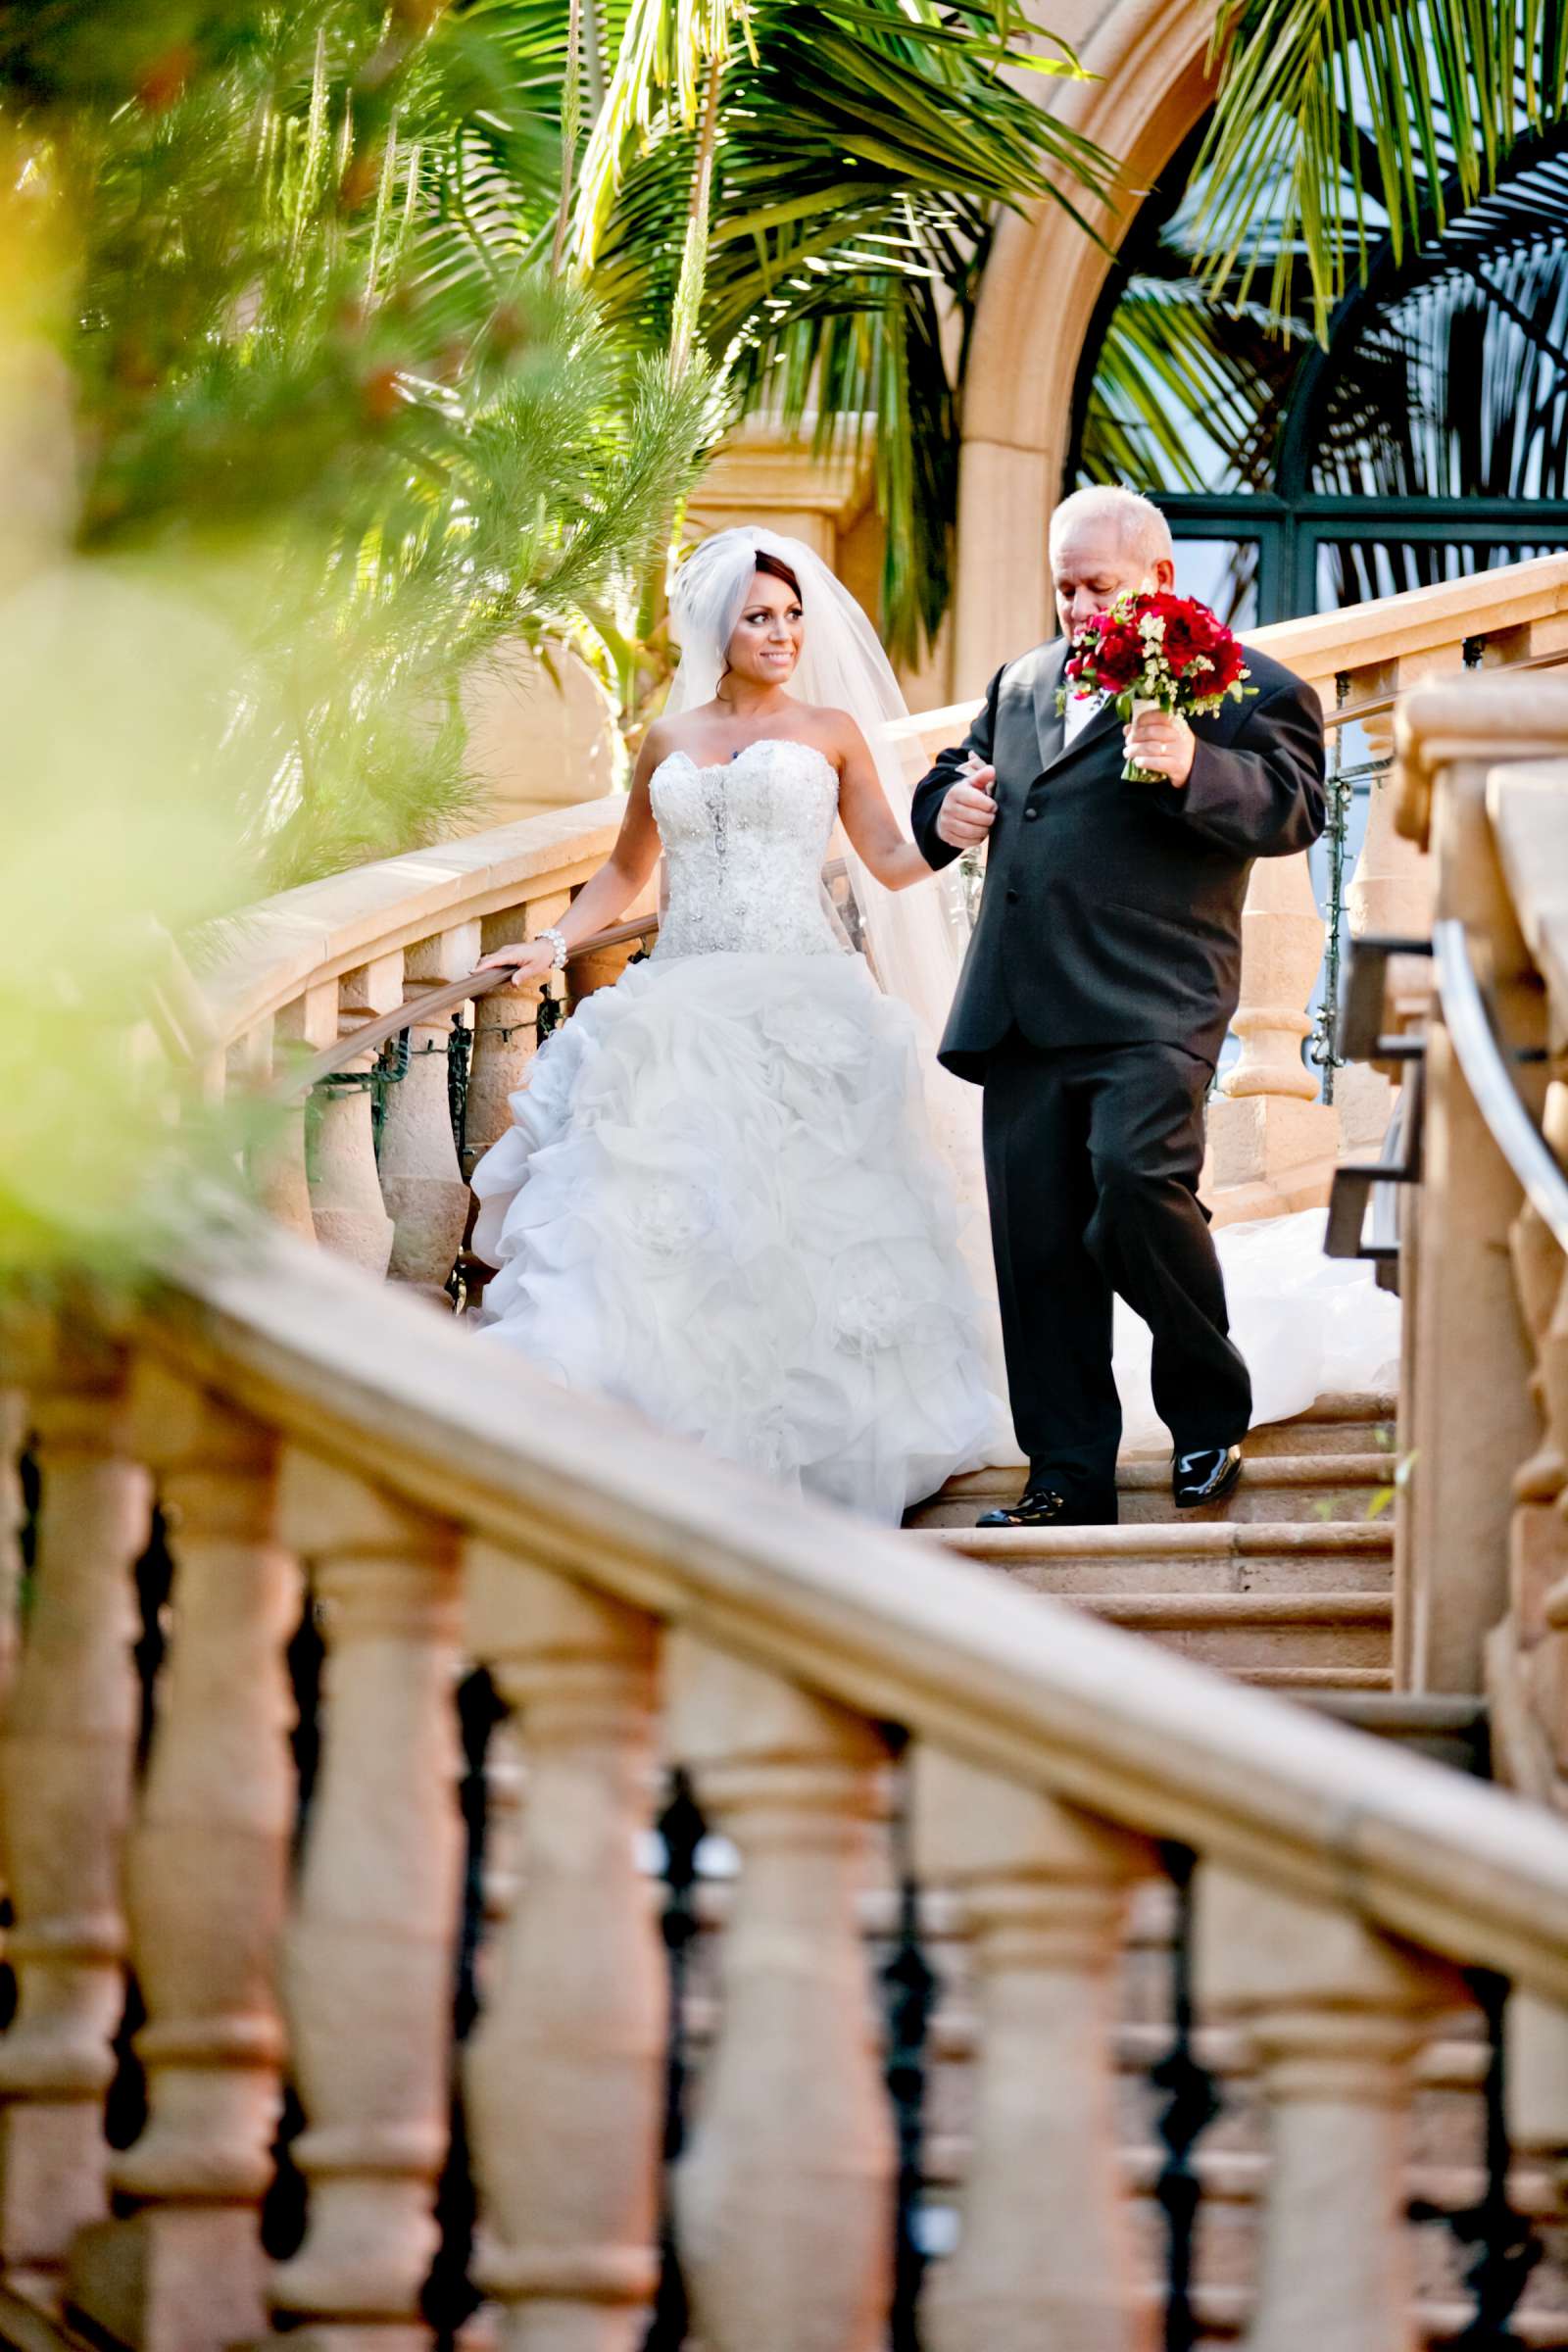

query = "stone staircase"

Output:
[[858, 1391, 1568, 2343], [906, 1393, 1397, 1690]]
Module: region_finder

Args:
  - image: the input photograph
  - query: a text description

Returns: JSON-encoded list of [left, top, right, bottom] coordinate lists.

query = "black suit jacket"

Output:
[[909, 639, 1327, 1082]]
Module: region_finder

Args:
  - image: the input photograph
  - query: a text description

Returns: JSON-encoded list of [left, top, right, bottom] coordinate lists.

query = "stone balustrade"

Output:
[[1355, 679, 1568, 1706], [1383, 690, 1568, 1820], [5, 1232, 1568, 2350]]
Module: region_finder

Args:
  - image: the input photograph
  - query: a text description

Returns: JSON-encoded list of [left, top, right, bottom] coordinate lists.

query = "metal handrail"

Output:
[[271, 912, 662, 1101], [1433, 916, 1568, 1254]]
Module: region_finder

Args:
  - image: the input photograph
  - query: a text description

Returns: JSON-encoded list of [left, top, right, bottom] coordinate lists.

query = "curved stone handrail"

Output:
[[143, 1216, 1568, 1997]]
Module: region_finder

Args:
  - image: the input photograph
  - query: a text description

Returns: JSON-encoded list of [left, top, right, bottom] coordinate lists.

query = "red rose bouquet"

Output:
[[1056, 591, 1253, 783]]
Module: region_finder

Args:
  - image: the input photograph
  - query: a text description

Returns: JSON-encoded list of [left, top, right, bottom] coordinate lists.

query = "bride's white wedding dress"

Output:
[[471, 737, 1004, 1522]]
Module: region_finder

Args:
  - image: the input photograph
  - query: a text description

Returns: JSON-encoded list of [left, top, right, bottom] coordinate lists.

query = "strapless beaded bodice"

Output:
[[650, 738, 844, 960]]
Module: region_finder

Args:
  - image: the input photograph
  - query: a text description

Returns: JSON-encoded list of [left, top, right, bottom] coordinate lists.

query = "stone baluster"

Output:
[[665, 1633, 894, 2352], [261, 982, 339, 1244], [566, 934, 638, 1008], [911, 1747, 1149, 2352], [309, 955, 403, 1275], [1336, 663, 1436, 1161], [378, 924, 480, 1302], [64, 1367, 298, 2352], [462, 1542, 662, 2351], [268, 1451, 462, 2345], [1503, 1079, 1568, 1679], [1205, 849, 1337, 1222], [226, 1018, 275, 1094], [464, 893, 570, 1171], [1505, 1988, 1568, 2211], [0, 1331, 150, 2281], [0, 1388, 27, 1718], [1196, 1866, 1453, 2352]]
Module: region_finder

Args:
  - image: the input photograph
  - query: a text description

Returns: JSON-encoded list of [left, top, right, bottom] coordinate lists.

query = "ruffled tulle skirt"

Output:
[[469, 950, 1006, 1523]]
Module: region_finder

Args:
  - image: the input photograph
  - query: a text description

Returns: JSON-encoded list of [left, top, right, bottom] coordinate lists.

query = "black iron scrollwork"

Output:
[[1409, 1968, 1543, 2349], [881, 1741, 937, 2352], [1152, 1841, 1220, 2352], [535, 984, 564, 1045], [643, 1766, 708, 2352]]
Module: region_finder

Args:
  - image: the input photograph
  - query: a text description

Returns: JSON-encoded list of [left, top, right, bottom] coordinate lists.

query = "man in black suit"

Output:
[[910, 486, 1326, 1526]]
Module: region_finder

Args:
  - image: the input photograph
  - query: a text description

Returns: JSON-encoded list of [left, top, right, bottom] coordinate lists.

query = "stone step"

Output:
[[915, 1526, 1393, 1676], [1222, 1390, 1396, 1457], [923, 1518, 1394, 1594], [1298, 1691, 1491, 1774], [1049, 1589, 1392, 1673], [912, 1450, 1394, 1526]]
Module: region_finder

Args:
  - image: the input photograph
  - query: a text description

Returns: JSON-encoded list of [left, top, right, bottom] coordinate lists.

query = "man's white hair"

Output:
[[1050, 483, 1173, 569]]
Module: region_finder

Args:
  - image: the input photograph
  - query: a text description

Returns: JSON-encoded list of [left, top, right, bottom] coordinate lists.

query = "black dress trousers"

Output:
[[981, 1031, 1252, 1503]]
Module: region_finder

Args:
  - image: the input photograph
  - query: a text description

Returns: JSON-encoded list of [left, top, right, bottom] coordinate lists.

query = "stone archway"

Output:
[[951, 0, 1218, 695]]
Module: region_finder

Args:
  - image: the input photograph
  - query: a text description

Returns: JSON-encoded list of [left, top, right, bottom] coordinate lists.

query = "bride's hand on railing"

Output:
[[474, 940, 559, 989]]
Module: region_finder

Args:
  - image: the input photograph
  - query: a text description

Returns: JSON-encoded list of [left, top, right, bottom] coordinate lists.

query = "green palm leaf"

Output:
[[564, 0, 1113, 657], [1190, 0, 1568, 339]]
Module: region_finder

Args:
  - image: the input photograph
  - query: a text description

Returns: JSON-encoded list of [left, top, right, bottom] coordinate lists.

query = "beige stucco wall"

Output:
[[461, 642, 621, 826]]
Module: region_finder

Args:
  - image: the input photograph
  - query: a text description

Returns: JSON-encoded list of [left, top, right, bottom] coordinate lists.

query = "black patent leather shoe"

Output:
[[977, 1485, 1117, 1529], [1172, 1445, 1244, 1508]]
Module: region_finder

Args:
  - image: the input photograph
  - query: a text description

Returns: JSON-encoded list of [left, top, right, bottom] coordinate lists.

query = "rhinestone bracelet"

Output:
[[536, 925, 568, 972]]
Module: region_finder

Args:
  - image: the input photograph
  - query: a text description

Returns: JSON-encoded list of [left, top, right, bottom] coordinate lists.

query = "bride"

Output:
[[468, 524, 1398, 1522], [468, 528, 1005, 1523]]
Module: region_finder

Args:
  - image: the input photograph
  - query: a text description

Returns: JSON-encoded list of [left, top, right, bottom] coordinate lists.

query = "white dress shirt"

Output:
[[1061, 689, 1104, 746]]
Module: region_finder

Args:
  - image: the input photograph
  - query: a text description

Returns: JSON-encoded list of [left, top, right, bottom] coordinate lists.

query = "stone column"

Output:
[[463, 1543, 663, 2352], [310, 955, 403, 1276], [565, 938, 638, 1007], [1197, 1867, 1451, 2352], [464, 894, 570, 1172], [259, 982, 340, 1244], [266, 1451, 462, 2349], [378, 925, 481, 1301], [911, 1747, 1150, 2352], [1206, 851, 1338, 1222], [1505, 1988, 1568, 2210], [0, 1334, 150, 2283], [666, 1634, 894, 2352], [67, 1368, 299, 2352], [1338, 683, 1433, 1161]]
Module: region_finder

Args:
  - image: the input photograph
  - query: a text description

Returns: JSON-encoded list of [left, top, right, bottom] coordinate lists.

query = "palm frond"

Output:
[[1190, 0, 1568, 339], [564, 0, 1112, 656], [1080, 273, 1302, 493]]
